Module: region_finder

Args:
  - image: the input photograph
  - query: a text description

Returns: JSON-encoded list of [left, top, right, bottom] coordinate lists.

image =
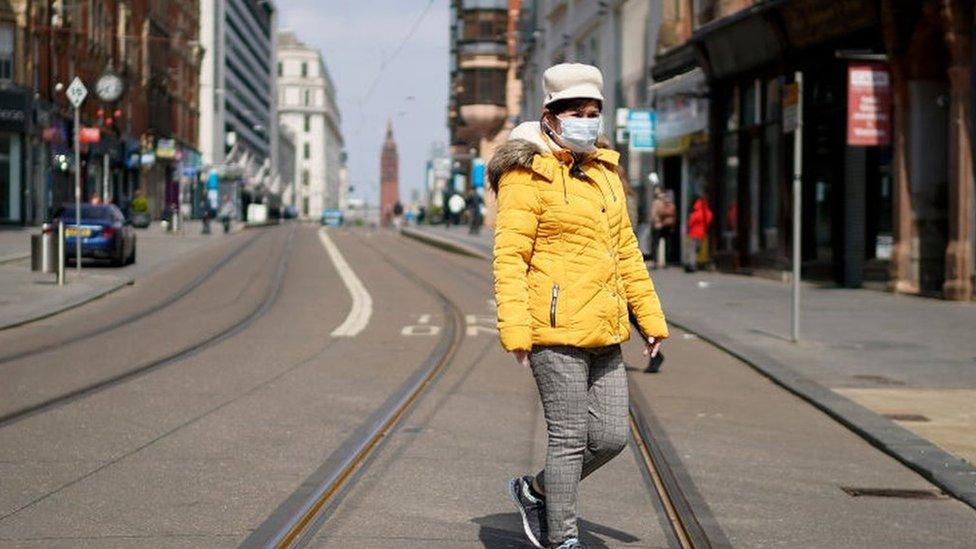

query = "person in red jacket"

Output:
[[685, 192, 713, 272]]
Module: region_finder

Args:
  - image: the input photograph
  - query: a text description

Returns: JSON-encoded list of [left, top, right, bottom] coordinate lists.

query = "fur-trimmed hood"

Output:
[[488, 121, 621, 193]]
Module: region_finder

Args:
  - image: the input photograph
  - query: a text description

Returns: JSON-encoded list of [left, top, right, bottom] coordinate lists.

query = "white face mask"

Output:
[[554, 115, 602, 153]]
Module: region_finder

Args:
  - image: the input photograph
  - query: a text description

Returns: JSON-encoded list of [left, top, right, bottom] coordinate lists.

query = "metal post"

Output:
[[791, 71, 803, 342], [57, 220, 65, 286], [74, 105, 81, 271], [102, 153, 110, 203]]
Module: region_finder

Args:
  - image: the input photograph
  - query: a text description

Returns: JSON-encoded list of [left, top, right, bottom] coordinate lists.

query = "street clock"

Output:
[[95, 72, 124, 103]]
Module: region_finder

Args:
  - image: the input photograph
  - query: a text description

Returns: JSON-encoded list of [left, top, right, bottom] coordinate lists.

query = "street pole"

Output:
[[791, 71, 804, 343], [103, 153, 110, 203], [66, 77, 88, 272], [74, 103, 81, 271]]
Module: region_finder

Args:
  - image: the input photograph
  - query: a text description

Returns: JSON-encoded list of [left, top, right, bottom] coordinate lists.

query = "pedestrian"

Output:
[[490, 63, 668, 549], [392, 201, 404, 229], [466, 189, 483, 235], [649, 185, 676, 268], [201, 199, 212, 234], [685, 192, 713, 272], [218, 194, 236, 234]]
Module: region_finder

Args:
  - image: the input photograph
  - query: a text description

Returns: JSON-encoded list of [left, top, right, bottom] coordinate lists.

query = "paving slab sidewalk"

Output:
[[0, 220, 247, 330], [401, 223, 976, 508]]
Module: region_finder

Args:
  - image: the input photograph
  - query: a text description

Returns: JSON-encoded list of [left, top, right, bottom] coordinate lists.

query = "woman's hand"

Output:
[[643, 336, 663, 358], [513, 349, 530, 368]]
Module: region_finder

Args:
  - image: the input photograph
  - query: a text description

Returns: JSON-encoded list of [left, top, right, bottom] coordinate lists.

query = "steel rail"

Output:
[[244, 231, 465, 549], [629, 403, 711, 549], [0, 225, 294, 428], [0, 229, 266, 363]]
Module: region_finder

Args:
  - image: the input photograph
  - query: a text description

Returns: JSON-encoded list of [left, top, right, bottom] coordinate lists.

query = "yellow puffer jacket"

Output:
[[490, 122, 668, 352]]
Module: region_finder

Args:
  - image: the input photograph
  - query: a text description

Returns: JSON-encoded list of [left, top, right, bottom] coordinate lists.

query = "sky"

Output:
[[276, 0, 449, 206]]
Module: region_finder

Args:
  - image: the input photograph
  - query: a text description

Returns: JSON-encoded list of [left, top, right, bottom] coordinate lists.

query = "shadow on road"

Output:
[[473, 512, 641, 548]]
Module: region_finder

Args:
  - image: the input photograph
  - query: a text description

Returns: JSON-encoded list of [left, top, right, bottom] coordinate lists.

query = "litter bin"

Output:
[[31, 223, 58, 273]]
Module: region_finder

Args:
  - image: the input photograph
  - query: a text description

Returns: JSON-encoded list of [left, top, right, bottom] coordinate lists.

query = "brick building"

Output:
[[0, 0, 202, 226], [380, 120, 399, 226]]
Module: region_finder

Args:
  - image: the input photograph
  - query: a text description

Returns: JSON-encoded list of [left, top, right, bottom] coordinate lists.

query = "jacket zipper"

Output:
[[550, 284, 560, 327]]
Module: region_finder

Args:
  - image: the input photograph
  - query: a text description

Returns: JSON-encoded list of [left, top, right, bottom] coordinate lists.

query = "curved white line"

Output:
[[318, 228, 372, 337]]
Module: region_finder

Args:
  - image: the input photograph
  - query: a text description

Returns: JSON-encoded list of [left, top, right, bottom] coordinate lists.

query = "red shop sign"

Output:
[[847, 63, 891, 146], [79, 127, 101, 143]]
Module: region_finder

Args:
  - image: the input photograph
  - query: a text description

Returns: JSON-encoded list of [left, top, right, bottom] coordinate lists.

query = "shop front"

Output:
[[650, 67, 710, 266], [0, 88, 30, 225], [673, 0, 895, 288]]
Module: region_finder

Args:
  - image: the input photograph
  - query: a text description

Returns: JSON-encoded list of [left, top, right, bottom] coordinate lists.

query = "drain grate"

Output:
[[883, 413, 930, 422], [840, 487, 947, 499], [851, 374, 906, 386]]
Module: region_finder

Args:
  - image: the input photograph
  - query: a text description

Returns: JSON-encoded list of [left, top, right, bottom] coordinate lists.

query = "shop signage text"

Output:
[[79, 127, 101, 143], [847, 63, 891, 146], [627, 109, 656, 152]]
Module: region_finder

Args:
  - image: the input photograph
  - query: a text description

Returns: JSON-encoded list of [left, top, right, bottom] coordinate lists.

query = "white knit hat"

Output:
[[543, 63, 605, 107]]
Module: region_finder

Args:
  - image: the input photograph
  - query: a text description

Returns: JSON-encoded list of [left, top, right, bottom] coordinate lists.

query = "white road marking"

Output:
[[319, 228, 372, 337], [465, 314, 498, 336], [418, 314, 431, 324], [402, 325, 441, 336]]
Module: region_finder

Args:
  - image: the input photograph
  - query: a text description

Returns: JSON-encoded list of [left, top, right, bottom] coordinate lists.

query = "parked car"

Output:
[[55, 204, 136, 267]]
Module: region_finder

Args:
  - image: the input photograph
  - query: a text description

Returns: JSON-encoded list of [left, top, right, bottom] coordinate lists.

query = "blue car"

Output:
[[55, 204, 136, 267]]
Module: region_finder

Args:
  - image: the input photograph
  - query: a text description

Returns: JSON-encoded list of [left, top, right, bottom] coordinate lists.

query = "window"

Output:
[[458, 69, 506, 106], [277, 61, 282, 76], [301, 62, 307, 77], [303, 114, 310, 132], [304, 89, 311, 106], [461, 10, 506, 41], [0, 26, 14, 82], [302, 169, 309, 186], [303, 142, 310, 159]]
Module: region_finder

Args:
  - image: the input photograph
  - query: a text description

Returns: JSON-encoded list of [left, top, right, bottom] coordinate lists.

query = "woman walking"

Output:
[[490, 63, 668, 549]]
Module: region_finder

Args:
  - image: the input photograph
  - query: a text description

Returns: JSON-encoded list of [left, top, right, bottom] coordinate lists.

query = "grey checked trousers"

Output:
[[530, 344, 630, 544]]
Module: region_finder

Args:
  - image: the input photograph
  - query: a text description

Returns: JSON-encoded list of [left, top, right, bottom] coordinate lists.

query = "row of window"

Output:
[[279, 86, 327, 108], [277, 59, 317, 78]]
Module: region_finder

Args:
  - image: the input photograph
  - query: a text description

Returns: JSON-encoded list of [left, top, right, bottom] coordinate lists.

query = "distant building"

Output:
[[277, 124, 296, 207], [380, 121, 399, 226], [448, 0, 524, 226], [276, 31, 343, 220]]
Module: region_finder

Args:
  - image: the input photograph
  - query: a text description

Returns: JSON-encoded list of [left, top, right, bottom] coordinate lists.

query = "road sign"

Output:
[[66, 77, 88, 108], [627, 109, 656, 151]]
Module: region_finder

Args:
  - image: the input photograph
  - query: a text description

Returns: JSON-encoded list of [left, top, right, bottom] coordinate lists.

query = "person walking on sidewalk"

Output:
[[685, 192, 713, 272], [489, 63, 668, 549], [649, 185, 676, 268], [218, 195, 236, 234]]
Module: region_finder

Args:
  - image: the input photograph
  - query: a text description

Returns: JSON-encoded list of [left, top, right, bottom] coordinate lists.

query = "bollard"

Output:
[[31, 223, 58, 273], [57, 220, 65, 286]]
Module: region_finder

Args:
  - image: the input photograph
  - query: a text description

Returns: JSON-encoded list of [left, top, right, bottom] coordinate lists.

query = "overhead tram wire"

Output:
[[352, 0, 437, 138]]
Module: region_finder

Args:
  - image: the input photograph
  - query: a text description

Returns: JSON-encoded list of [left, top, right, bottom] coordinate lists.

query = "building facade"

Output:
[[380, 120, 399, 226], [1, 0, 203, 225], [654, 0, 973, 301], [277, 123, 295, 207], [275, 31, 342, 220], [199, 0, 276, 170]]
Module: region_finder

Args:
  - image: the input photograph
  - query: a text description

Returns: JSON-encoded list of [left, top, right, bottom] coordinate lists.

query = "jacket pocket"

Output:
[[549, 284, 560, 327]]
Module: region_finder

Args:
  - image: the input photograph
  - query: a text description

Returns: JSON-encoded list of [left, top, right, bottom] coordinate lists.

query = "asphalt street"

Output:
[[0, 224, 973, 548]]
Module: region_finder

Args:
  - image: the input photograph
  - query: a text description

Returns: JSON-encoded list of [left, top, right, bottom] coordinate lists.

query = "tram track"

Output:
[[243, 230, 466, 549], [0, 225, 294, 429], [391, 231, 723, 549], [0, 229, 266, 364]]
